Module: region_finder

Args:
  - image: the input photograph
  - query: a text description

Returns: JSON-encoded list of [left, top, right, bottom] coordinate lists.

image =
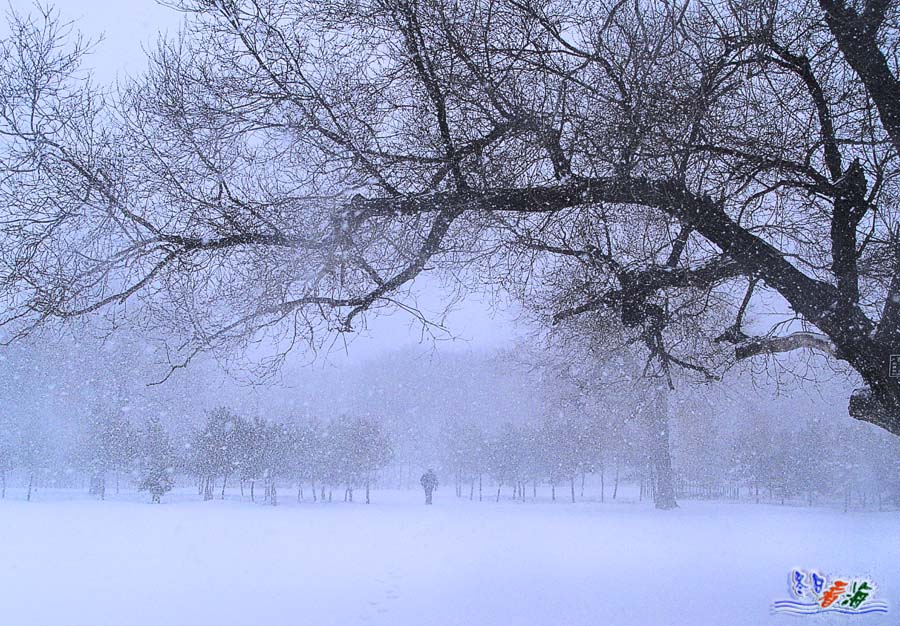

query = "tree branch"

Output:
[[730, 331, 838, 360]]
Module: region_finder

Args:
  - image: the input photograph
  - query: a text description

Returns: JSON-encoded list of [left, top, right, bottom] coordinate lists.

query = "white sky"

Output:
[[5, 0, 181, 82]]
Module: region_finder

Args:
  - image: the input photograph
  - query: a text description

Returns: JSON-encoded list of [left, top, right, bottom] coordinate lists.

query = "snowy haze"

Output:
[[0, 2, 898, 626]]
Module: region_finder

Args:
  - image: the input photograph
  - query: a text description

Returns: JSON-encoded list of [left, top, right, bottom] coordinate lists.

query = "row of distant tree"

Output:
[[0, 408, 395, 505], [435, 412, 900, 509], [438, 418, 610, 503], [0, 413, 176, 503], [190, 408, 393, 505], [3, 403, 900, 509], [675, 411, 900, 509]]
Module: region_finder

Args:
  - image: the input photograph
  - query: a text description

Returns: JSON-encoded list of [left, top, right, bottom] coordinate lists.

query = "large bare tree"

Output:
[[1, 0, 899, 434]]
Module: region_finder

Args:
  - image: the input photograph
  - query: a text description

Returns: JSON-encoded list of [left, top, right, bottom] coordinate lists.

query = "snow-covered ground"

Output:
[[0, 489, 896, 626]]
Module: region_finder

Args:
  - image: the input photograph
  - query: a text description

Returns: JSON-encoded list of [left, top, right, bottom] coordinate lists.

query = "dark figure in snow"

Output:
[[421, 469, 438, 505]]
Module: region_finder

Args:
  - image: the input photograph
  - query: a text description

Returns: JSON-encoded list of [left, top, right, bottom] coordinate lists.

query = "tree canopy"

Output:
[[0, 0, 899, 433]]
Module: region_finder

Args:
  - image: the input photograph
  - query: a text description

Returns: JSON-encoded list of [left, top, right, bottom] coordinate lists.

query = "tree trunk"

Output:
[[496, 484, 501, 502], [648, 379, 678, 510], [27, 471, 33, 502], [221, 472, 228, 500], [478, 474, 482, 501], [365, 480, 370, 505], [570, 477, 576, 503], [250, 480, 255, 502], [600, 463, 605, 503], [613, 461, 619, 500]]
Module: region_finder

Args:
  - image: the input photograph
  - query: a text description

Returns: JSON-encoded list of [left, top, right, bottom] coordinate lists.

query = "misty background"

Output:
[[0, 0, 897, 509]]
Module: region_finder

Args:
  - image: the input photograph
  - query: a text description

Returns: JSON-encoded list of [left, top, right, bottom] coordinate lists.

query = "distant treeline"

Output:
[[0, 408, 393, 505], [433, 413, 900, 510], [2, 405, 899, 510]]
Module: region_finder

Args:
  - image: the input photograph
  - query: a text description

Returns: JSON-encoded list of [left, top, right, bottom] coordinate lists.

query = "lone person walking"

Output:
[[421, 469, 438, 505]]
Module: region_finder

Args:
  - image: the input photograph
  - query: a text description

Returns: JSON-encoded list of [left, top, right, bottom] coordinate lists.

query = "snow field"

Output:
[[0, 489, 896, 626]]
